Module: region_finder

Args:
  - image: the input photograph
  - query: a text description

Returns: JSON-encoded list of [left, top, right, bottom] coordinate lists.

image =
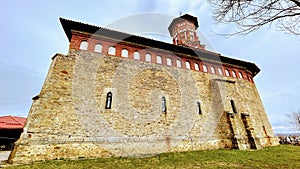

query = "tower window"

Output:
[[145, 53, 151, 62], [94, 44, 102, 53], [186, 61, 191, 69], [194, 63, 199, 71], [167, 58, 172, 66], [157, 55, 162, 64], [197, 101, 202, 115], [79, 41, 88, 50], [121, 49, 128, 57], [134, 51, 140, 60], [181, 33, 185, 39], [161, 96, 167, 114], [190, 32, 194, 40], [176, 60, 182, 67], [105, 92, 112, 109], [230, 100, 237, 113], [108, 46, 116, 55]]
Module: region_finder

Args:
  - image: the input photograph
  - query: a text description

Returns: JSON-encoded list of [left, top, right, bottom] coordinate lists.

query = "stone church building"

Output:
[[9, 14, 278, 164]]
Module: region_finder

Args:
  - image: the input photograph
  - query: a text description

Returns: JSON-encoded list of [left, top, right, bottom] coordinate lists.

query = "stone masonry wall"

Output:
[[9, 49, 278, 164]]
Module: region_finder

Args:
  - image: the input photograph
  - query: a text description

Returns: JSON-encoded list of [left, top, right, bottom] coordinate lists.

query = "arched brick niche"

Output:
[[69, 32, 254, 83]]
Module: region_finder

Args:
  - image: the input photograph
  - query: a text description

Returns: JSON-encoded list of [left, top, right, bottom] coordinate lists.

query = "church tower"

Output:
[[168, 14, 205, 49], [8, 15, 278, 165]]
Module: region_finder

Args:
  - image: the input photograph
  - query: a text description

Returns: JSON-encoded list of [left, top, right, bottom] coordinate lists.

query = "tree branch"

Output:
[[289, 0, 300, 7], [209, 0, 300, 36]]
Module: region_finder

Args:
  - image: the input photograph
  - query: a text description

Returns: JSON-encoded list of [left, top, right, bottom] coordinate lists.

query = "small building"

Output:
[[0, 116, 26, 150]]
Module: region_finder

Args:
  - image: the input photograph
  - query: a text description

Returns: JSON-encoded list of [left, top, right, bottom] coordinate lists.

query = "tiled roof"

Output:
[[0, 116, 26, 129]]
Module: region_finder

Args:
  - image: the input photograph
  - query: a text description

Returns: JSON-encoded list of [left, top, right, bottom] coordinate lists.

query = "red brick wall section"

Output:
[[69, 32, 255, 83]]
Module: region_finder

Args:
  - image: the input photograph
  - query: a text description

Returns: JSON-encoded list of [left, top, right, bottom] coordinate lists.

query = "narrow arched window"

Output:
[[211, 66, 216, 74], [166, 58, 172, 66], [161, 96, 167, 114], [105, 92, 112, 109], [218, 67, 223, 75], [134, 51, 140, 60], [186, 61, 191, 69], [176, 59, 182, 67], [249, 76, 253, 83], [247, 75, 251, 82], [197, 101, 202, 115], [94, 44, 102, 53], [232, 70, 237, 78], [203, 64, 208, 72], [194, 63, 199, 71], [225, 69, 230, 76], [108, 46, 116, 55], [121, 49, 128, 57], [79, 41, 88, 50], [190, 31, 194, 40], [230, 100, 237, 113], [145, 53, 151, 62], [238, 72, 243, 79], [157, 55, 162, 64]]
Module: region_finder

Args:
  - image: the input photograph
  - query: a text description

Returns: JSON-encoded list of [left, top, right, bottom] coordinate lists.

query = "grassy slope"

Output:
[[5, 145, 300, 169]]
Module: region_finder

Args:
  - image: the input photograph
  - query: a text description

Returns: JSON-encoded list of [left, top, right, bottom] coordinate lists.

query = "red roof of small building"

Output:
[[0, 116, 26, 129]]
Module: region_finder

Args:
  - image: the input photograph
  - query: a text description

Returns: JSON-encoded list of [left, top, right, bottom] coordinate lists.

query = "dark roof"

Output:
[[168, 14, 199, 35], [59, 17, 260, 76]]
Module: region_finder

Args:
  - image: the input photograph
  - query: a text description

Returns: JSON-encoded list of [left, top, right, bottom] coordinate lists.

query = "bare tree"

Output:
[[208, 0, 300, 35], [286, 111, 300, 131]]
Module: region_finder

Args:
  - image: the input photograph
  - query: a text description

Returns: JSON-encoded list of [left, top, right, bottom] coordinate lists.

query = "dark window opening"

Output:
[[162, 96, 167, 114], [105, 92, 112, 109], [230, 99, 237, 113], [197, 101, 202, 115]]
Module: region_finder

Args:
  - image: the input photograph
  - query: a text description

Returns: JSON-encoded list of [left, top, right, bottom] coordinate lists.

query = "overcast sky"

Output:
[[0, 1, 299, 134]]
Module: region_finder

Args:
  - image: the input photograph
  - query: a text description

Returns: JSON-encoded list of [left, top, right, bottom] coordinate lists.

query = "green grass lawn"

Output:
[[5, 145, 300, 169]]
